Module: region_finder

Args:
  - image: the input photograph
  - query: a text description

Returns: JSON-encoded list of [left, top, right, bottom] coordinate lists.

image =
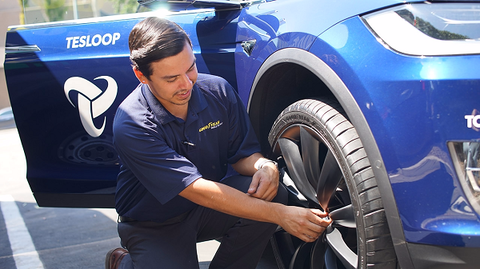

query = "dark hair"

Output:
[[129, 17, 192, 79]]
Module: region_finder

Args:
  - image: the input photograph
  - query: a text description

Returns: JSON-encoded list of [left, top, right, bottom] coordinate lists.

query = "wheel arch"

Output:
[[247, 47, 414, 268]]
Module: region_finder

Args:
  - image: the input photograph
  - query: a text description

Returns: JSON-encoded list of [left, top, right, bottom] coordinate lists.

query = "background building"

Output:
[[0, 0, 21, 110]]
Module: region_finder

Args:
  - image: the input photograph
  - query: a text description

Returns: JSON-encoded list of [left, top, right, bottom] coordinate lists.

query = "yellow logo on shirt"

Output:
[[199, 120, 223, 133]]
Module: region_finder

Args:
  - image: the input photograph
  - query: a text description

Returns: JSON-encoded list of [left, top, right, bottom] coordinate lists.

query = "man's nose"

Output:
[[180, 73, 193, 89]]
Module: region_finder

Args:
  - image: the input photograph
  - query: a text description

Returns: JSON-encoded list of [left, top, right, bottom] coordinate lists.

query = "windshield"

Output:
[[18, 0, 260, 24], [20, 0, 143, 25]]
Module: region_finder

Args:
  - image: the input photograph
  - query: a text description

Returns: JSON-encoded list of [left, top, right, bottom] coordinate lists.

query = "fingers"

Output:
[[301, 223, 325, 242], [295, 225, 326, 243], [298, 209, 332, 243], [310, 208, 329, 218], [247, 176, 260, 195], [251, 180, 278, 201], [310, 209, 332, 227], [302, 232, 322, 243], [249, 184, 277, 201], [307, 216, 329, 240], [279, 207, 332, 243], [248, 170, 279, 201]]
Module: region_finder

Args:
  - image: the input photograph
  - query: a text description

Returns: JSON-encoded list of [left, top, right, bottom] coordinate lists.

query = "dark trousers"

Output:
[[117, 175, 287, 269]]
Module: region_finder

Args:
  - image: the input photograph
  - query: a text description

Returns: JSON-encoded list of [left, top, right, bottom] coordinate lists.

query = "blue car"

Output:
[[4, 0, 480, 268]]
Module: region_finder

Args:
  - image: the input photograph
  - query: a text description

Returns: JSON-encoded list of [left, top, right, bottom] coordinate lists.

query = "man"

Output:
[[106, 17, 331, 269]]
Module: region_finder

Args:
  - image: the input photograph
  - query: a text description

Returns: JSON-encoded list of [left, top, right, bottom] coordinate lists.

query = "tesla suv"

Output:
[[4, 0, 480, 268]]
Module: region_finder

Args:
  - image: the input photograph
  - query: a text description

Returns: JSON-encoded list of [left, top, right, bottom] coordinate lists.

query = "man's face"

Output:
[[136, 42, 198, 114]]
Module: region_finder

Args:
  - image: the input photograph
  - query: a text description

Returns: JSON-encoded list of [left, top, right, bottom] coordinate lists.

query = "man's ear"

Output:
[[133, 67, 148, 84]]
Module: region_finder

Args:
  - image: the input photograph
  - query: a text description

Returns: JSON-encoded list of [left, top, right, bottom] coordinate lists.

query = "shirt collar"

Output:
[[141, 83, 208, 125]]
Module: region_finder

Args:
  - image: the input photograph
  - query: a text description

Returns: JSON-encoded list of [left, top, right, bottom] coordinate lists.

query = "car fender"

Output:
[[247, 47, 414, 268]]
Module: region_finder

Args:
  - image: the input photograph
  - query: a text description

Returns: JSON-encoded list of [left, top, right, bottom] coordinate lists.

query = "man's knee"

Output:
[[273, 182, 288, 205], [221, 175, 252, 193]]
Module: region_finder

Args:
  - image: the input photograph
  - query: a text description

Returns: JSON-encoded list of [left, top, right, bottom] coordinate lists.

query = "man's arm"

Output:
[[179, 178, 331, 242], [231, 153, 279, 201]]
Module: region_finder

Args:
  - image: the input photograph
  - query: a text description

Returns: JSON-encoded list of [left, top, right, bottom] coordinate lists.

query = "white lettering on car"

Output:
[[465, 109, 480, 131], [465, 115, 480, 129], [64, 76, 118, 137], [66, 33, 121, 49]]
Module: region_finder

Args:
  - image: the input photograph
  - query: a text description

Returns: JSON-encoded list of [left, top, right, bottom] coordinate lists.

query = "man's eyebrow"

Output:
[[162, 59, 196, 80]]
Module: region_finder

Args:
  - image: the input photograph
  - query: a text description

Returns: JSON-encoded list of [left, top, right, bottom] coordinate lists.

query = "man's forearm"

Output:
[[179, 177, 283, 224], [179, 177, 331, 243], [231, 152, 263, 176]]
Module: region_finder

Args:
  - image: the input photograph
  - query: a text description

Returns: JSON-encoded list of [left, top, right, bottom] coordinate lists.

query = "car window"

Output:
[[20, 0, 143, 25]]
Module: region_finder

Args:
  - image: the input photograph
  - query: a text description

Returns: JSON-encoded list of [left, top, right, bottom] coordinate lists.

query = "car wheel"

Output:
[[268, 99, 397, 269]]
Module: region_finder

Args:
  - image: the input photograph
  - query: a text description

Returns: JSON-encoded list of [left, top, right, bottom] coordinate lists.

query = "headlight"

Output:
[[363, 3, 480, 56], [449, 141, 480, 215]]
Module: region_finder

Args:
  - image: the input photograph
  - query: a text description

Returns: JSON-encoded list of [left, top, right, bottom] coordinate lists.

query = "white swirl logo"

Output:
[[64, 76, 118, 137]]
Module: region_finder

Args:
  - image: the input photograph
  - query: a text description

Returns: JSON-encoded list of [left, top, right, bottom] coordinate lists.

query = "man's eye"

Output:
[[166, 77, 177, 83]]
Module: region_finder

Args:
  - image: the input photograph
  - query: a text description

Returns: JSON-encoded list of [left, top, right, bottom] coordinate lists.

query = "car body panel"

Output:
[[234, 0, 406, 103], [310, 16, 480, 247]]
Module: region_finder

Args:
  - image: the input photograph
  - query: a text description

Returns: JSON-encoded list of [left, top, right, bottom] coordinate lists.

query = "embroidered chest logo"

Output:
[[64, 76, 118, 137], [199, 120, 223, 133]]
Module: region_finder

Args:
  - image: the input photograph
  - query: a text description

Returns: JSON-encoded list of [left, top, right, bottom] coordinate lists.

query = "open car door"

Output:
[[5, 0, 243, 207]]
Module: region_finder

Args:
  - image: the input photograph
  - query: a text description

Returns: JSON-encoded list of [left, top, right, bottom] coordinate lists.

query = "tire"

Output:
[[268, 99, 397, 269]]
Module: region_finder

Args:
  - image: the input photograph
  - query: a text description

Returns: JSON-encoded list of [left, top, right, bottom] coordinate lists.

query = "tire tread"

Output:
[[268, 99, 397, 269]]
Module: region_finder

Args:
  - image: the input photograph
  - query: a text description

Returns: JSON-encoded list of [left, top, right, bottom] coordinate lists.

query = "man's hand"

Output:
[[279, 207, 332, 243], [248, 162, 279, 201]]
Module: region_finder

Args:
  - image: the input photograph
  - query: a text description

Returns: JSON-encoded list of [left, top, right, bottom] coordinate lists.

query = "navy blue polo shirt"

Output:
[[113, 74, 261, 222]]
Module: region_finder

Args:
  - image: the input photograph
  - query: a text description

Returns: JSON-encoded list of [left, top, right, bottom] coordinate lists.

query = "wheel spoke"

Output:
[[316, 150, 343, 211], [299, 127, 320, 187], [330, 204, 356, 229], [278, 137, 318, 203], [326, 228, 357, 269]]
